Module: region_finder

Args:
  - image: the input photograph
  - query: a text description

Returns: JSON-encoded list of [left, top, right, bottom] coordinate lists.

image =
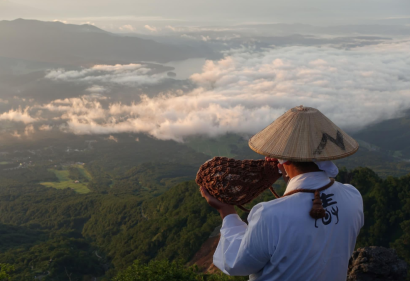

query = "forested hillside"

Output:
[[0, 163, 409, 280], [353, 112, 410, 159]]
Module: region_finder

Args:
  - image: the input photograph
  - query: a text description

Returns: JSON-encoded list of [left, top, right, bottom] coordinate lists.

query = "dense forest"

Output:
[[0, 164, 409, 280]]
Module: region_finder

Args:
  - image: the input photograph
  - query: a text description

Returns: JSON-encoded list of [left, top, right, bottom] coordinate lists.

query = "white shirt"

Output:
[[213, 171, 364, 281]]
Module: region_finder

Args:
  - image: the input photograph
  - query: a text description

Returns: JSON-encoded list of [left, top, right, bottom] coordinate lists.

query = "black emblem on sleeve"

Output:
[[313, 131, 346, 155]]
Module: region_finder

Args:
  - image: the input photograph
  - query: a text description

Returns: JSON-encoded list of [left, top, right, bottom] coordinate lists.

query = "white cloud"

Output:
[[119, 24, 135, 32], [45, 64, 165, 86], [39, 124, 52, 131], [53, 19, 68, 24], [5, 40, 410, 142], [180, 32, 240, 42], [106, 135, 118, 142], [144, 25, 158, 32], [165, 25, 177, 31], [81, 21, 95, 26], [0, 107, 37, 124], [10, 131, 21, 139], [24, 124, 35, 136], [86, 85, 108, 93], [181, 34, 197, 40]]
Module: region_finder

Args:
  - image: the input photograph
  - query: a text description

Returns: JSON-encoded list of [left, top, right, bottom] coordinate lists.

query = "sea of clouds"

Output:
[[45, 63, 166, 86], [1, 40, 410, 141]]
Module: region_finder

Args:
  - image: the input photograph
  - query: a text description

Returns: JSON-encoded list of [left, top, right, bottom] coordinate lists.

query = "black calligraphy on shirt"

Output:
[[313, 192, 339, 228]]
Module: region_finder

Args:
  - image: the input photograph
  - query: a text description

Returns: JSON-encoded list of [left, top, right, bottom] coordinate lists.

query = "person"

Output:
[[200, 106, 364, 281]]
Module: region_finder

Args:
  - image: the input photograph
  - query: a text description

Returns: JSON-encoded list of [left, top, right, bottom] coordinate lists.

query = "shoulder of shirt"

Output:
[[251, 181, 362, 214], [250, 194, 297, 216], [341, 181, 361, 194]]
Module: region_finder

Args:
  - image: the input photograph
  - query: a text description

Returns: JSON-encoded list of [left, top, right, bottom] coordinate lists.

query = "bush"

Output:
[[0, 264, 14, 280]]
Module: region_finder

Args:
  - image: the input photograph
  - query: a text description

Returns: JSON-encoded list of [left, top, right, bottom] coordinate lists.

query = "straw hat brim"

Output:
[[249, 140, 359, 162], [248, 106, 359, 162]]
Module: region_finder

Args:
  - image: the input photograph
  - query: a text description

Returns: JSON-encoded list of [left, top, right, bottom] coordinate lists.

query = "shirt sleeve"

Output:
[[213, 204, 272, 276]]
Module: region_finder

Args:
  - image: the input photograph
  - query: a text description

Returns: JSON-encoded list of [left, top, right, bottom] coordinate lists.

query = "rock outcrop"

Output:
[[188, 226, 221, 273], [348, 246, 407, 281]]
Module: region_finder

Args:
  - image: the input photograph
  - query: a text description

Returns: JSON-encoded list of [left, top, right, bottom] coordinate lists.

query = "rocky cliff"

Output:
[[348, 246, 407, 281]]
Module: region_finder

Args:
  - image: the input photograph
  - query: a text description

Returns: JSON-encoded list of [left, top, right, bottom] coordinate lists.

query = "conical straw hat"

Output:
[[248, 106, 359, 162]]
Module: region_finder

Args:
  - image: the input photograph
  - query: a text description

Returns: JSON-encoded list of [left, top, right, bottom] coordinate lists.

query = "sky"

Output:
[[0, 0, 410, 142], [2, 0, 410, 27]]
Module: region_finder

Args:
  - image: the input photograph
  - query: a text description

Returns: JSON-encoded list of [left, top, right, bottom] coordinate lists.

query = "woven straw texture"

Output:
[[195, 157, 278, 206], [249, 106, 359, 161]]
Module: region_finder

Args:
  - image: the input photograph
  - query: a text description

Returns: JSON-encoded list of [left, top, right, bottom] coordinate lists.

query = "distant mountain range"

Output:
[[353, 112, 410, 159], [0, 19, 206, 65]]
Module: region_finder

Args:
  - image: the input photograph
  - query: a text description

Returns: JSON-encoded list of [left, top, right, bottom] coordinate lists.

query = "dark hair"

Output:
[[290, 162, 320, 173]]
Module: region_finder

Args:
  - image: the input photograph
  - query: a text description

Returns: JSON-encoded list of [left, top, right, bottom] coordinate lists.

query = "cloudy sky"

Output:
[[0, 0, 409, 142], [2, 40, 410, 142], [2, 0, 410, 26]]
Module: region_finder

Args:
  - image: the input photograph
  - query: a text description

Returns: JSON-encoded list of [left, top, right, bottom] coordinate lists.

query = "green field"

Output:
[[40, 165, 92, 194], [0, 162, 9, 165]]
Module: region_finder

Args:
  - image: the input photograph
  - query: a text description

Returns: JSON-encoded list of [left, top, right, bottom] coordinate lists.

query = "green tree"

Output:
[[0, 264, 14, 280]]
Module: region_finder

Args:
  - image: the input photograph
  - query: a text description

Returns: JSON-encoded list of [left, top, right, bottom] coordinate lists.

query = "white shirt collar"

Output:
[[285, 171, 331, 194]]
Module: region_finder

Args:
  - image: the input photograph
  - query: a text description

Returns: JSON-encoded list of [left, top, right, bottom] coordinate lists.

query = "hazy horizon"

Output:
[[1, 0, 410, 29]]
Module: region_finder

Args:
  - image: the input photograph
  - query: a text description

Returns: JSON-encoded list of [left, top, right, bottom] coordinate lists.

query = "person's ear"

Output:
[[278, 163, 290, 183]]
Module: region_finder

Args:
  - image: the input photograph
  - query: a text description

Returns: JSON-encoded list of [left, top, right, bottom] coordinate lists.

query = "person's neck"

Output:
[[286, 166, 321, 179]]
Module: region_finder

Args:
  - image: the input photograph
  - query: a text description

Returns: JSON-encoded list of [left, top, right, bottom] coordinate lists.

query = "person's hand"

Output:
[[200, 186, 228, 209], [265, 157, 278, 163], [200, 186, 236, 219]]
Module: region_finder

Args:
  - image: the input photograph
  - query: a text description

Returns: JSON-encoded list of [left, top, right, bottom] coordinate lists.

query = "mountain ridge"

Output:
[[0, 19, 202, 65]]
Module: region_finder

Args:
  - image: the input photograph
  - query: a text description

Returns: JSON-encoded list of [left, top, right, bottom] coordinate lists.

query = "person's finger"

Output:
[[200, 186, 207, 195], [202, 187, 222, 204], [200, 187, 212, 201], [266, 157, 279, 163], [272, 162, 279, 172]]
